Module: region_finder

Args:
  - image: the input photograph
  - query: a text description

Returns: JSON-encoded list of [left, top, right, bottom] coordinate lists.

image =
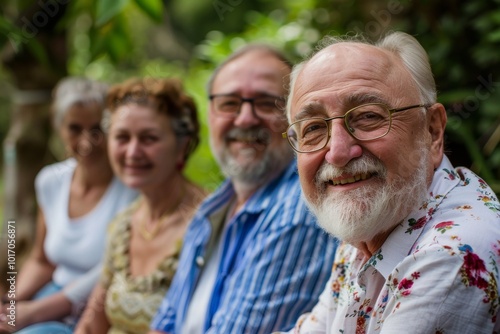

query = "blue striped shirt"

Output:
[[151, 161, 338, 333]]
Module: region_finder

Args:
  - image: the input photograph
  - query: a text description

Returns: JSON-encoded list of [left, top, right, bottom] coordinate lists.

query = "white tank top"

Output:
[[35, 158, 137, 287]]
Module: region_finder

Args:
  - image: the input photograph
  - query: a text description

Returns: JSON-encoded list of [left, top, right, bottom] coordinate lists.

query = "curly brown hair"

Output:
[[106, 77, 200, 161]]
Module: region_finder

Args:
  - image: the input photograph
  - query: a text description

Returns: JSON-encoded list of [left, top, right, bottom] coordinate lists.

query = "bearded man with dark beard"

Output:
[[281, 31, 500, 334], [149, 45, 338, 334]]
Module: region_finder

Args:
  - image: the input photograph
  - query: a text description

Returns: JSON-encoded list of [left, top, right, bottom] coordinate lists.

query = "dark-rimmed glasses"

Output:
[[209, 94, 285, 119], [283, 103, 427, 153]]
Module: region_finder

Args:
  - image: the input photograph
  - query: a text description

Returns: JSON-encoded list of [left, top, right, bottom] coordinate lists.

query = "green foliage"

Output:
[[1, 0, 499, 193], [133, 0, 164, 23], [187, 0, 500, 192], [409, 1, 500, 192], [95, 0, 163, 25], [95, 0, 129, 26], [82, 0, 164, 62]]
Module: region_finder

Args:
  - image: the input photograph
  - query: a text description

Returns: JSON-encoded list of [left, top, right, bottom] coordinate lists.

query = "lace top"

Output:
[[101, 200, 181, 334]]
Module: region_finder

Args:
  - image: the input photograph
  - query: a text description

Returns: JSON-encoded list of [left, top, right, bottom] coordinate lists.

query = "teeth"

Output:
[[340, 177, 355, 184], [331, 173, 371, 186], [230, 138, 261, 144]]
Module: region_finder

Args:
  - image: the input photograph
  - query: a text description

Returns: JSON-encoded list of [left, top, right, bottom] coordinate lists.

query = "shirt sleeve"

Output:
[[34, 164, 55, 211], [205, 211, 338, 333]]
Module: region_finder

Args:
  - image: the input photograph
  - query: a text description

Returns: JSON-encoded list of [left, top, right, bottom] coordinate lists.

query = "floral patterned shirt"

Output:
[[290, 156, 500, 334]]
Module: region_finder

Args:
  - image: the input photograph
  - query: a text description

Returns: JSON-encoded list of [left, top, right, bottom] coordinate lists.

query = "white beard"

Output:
[[305, 145, 429, 244]]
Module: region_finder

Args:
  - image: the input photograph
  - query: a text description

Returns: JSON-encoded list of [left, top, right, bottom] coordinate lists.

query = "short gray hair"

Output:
[[52, 77, 108, 127]]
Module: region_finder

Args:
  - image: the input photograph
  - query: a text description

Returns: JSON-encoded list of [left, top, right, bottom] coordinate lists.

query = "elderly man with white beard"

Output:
[[149, 44, 338, 334], [281, 31, 500, 333]]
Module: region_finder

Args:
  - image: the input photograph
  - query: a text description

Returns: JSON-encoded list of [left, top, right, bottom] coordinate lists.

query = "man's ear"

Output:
[[427, 103, 447, 169]]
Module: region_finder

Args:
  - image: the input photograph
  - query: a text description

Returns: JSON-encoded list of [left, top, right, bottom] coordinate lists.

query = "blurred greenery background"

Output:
[[0, 0, 499, 227]]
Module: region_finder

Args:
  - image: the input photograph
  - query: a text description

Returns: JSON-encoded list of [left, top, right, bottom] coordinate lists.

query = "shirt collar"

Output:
[[196, 159, 297, 220]]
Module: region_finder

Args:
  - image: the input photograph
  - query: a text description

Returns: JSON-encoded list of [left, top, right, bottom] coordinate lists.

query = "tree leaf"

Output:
[[133, 0, 164, 23], [89, 27, 107, 60], [0, 16, 18, 47], [107, 30, 131, 62], [95, 0, 130, 26]]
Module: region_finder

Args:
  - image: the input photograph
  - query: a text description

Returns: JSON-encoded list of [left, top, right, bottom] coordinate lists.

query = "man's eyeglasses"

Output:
[[283, 103, 428, 153], [209, 94, 286, 119]]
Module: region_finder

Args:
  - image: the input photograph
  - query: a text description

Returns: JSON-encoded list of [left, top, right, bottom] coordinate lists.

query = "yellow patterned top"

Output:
[[101, 202, 181, 334]]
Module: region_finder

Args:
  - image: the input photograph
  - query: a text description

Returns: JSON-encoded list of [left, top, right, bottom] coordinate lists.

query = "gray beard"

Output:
[[210, 128, 293, 186], [218, 146, 273, 184]]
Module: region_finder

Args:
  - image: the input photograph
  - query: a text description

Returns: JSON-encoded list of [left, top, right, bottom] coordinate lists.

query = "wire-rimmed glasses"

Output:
[[209, 94, 286, 119], [283, 103, 427, 153]]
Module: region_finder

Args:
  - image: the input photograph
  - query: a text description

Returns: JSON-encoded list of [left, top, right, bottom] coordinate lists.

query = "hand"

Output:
[[0, 312, 14, 334], [0, 300, 37, 332]]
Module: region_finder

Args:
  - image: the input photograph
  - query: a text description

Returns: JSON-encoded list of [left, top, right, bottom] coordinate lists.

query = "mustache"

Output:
[[314, 155, 386, 187], [225, 127, 271, 145]]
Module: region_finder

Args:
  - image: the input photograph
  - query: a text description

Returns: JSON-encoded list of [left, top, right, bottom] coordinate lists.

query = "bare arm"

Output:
[[13, 208, 55, 301], [11, 265, 104, 327], [0, 291, 72, 331], [74, 283, 110, 334]]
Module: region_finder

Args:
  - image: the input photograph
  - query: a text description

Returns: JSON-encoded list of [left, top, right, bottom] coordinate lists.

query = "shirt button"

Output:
[[196, 256, 205, 267]]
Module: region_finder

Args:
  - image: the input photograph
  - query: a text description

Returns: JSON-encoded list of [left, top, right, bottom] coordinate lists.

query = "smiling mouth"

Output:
[[124, 164, 151, 170], [228, 137, 267, 145], [328, 172, 373, 186]]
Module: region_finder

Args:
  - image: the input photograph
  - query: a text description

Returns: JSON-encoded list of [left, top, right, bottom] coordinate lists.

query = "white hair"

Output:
[[52, 77, 108, 127], [287, 31, 437, 121], [375, 32, 436, 104]]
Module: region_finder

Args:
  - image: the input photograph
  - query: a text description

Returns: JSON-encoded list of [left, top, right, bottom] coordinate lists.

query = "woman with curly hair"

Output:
[[75, 77, 207, 334]]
